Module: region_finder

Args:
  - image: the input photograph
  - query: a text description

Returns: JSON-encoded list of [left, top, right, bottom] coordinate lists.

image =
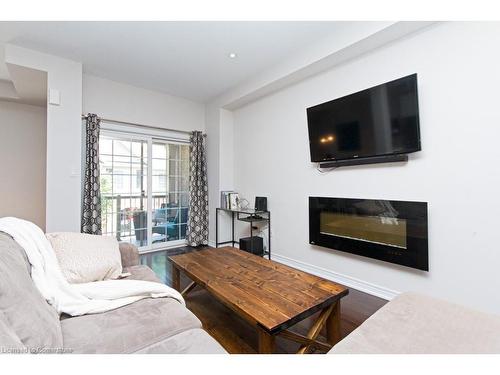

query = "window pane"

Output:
[[152, 175, 166, 194], [131, 158, 147, 182], [100, 138, 113, 155], [167, 208, 179, 221], [131, 141, 147, 157], [168, 144, 180, 160], [100, 174, 112, 192], [168, 193, 178, 207], [168, 176, 178, 192], [131, 195, 146, 212], [113, 140, 131, 156], [100, 134, 149, 248], [112, 175, 128, 194], [152, 195, 167, 211], [179, 177, 188, 192], [99, 155, 113, 175], [152, 159, 166, 176], [180, 145, 189, 160], [168, 160, 179, 175], [113, 165, 130, 176], [180, 160, 189, 176], [168, 224, 180, 241], [152, 143, 166, 159], [180, 193, 189, 207], [180, 224, 187, 240], [180, 207, 189, 223], [131, 175, 146, 195], [103, 212, 114, 234]]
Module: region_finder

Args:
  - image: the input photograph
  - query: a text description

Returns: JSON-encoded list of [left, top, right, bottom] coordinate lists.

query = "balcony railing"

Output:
[[101, 193, 188, 246]]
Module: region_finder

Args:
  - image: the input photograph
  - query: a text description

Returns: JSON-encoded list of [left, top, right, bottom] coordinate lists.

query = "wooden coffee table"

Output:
[[169, 247, 349, 354]]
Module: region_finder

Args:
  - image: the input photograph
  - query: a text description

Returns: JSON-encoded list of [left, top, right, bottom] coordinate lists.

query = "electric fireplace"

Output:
[[309, 197, 428, 271]]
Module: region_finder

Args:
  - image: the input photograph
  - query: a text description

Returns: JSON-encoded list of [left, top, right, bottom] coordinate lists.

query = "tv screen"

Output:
[[307, 74, 421, 163]]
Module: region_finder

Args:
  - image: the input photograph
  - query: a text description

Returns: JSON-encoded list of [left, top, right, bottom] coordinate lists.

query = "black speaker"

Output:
[[255, 196, 267, 212], [239, 236, 264, 256]]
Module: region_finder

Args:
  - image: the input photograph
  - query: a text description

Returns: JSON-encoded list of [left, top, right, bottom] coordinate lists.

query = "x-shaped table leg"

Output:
[[292, 300, 341, 354]]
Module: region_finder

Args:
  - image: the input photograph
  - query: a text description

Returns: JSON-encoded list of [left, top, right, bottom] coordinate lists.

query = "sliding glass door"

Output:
[[99, 131, 189, 251], [151, 140, 190, 245]]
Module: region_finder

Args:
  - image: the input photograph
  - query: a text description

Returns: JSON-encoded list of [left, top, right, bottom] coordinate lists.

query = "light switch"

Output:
[[48, 89, 60, 105]]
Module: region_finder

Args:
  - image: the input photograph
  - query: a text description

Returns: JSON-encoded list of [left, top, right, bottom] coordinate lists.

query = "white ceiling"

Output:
[[0, 21, 357, 102]]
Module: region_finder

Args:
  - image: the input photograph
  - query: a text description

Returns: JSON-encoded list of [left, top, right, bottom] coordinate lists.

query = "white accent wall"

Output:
[[231, 22, 500, 314], [0, 101, 46, 229]]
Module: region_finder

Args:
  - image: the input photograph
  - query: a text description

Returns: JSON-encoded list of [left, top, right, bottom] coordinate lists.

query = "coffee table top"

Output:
[[169, 247, 349, 333]]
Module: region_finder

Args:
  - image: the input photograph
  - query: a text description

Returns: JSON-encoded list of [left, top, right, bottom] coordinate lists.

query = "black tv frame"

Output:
[[307, 74, 421, 167]]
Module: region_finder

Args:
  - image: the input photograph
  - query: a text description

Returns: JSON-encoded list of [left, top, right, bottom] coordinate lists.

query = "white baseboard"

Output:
[[271, 253, 399, 301], [138, 241, 188, 255], [208, 240, 239, 249]]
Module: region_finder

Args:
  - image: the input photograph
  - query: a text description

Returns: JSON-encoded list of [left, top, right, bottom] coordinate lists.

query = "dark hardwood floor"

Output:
[[141, 246, 387, 354]]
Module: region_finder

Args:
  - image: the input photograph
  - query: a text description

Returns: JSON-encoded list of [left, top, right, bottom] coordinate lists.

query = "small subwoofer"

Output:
[[239, 236, 264, 256], [255, 196, 267, 212]]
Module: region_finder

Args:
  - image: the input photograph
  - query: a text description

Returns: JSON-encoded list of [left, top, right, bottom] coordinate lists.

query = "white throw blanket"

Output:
[[0, 217, 184, 316]]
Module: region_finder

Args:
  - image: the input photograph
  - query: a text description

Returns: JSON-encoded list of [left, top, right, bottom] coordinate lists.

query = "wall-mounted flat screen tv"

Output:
[[307, 74, 421, 163]]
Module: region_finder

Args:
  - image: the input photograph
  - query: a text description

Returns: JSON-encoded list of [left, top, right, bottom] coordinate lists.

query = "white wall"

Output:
[[5, 45, 83, 233], [0, 101, 46, 229], [232, 22, 500, 314], [205, 106, 236, 246], [83, 74, 205, 132]]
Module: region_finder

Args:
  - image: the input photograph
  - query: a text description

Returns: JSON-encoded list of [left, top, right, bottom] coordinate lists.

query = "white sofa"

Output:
[[329, 292, 500, 354], [0, 233, 226, 354]]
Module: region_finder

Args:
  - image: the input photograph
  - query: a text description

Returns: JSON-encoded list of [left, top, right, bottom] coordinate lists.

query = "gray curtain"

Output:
[[186, 131, 209, 246], [81, 113, 102, 235]]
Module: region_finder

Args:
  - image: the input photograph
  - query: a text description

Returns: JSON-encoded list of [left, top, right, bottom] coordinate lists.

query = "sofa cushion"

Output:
[[329, 292, 500, 354], [135, 328, 227, 354], [61, 298, 202, 353], [123, 265, 162, 283], [0, 311, 25, 353], [119, 242, 140, 268], [0, 232, 63, 349], [47, 232, 122, 283]]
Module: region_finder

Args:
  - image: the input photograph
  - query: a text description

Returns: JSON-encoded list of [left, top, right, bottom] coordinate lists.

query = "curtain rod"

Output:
[[81, 115, 205, 136]]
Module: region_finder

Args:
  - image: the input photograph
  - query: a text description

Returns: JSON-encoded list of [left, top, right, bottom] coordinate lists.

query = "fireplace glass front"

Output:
[[310, 197, 428, 271], [320, 212, 407, 249]]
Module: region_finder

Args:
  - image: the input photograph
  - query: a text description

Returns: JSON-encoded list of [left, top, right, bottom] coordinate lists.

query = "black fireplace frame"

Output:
[[309, 197, 428, 271]]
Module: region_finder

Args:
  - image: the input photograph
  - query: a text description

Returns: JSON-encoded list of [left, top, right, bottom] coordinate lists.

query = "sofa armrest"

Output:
[[118, 242, 140, 267]]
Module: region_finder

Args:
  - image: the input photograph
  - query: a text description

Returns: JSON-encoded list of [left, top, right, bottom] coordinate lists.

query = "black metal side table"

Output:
[[215, 207, 271, 259]]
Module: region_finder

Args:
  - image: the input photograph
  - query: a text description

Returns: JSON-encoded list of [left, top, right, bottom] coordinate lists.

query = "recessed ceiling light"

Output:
[[228, 52, 237, 59]]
